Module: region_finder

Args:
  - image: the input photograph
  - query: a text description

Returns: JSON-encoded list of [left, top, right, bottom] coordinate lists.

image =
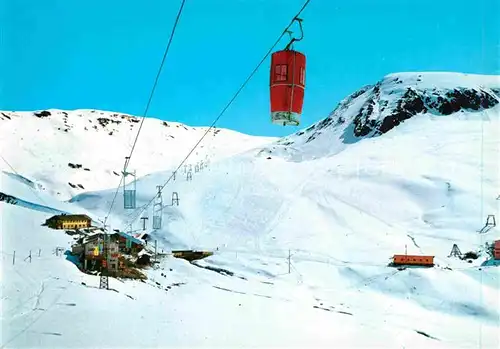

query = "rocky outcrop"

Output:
[[378, 88, 428, 135], [263, 73, 500, 162], [0, 192, 18, 204], [34, 110, 51, 118], [354, 86, 498, 136]]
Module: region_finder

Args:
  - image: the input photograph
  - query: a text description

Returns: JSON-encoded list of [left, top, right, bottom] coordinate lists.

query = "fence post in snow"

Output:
[[55, 247, 64, 257], [38, 249, 41, 257], [154, 240, 157, 263], [288, 249, 291, 274], [13, 251, 15, 265]]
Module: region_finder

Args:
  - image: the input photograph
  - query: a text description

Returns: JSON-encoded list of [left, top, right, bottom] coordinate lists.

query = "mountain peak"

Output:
[[259, 72, 500, 161]]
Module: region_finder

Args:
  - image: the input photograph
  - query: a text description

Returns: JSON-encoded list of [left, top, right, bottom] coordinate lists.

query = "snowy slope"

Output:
[[2, 72, 500, 348], [1, 175, 453, 349], [0, 109, 275, 200], [261, 72, 500, 161]]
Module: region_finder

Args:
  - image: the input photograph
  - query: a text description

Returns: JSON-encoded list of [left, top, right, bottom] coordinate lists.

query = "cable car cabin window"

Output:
[[274, 64, 287, 82], [300, 67, 305, 85]]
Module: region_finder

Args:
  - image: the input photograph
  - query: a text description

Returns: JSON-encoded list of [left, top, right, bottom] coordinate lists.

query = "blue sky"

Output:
[[1, 0, 499, 137]]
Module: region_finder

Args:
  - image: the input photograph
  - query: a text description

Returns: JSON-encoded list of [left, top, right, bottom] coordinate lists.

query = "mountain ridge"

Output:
[[258, 72, 500, 162], [1, 71, 499, 348], [0, 108, 276, 200]]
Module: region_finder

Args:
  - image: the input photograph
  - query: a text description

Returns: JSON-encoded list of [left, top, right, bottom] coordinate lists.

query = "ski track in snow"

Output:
[[1, 72, 500, 348]]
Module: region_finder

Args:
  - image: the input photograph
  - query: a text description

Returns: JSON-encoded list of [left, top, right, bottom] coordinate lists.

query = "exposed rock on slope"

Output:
[[0, 109, 276, 199], [260, 72, 500, 161]]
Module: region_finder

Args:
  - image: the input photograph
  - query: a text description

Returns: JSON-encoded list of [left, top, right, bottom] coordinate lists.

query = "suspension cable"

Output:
[[125, 0, 312, 227], [102, 0, 187, 227]]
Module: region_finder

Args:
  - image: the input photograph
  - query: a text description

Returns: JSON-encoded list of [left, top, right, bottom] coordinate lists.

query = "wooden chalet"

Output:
[[45, 214, 92, 230], [71, 229, 146, 272], [391, 254, 434, 267], [494, 240, 500, 260], [72, 232, 120, 271]]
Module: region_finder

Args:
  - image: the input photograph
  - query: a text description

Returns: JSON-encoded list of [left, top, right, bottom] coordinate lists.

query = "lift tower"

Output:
[[153, 186, 163, 230]]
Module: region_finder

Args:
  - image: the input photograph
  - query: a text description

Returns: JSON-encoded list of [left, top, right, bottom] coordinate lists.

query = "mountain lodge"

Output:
[[77, 233, 121, 272], [45, 214, 92, 230], [71, 229, 146, 274]]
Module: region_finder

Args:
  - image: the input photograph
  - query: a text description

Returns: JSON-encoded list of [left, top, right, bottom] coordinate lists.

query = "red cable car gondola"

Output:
[[270, 17, 306, 126]]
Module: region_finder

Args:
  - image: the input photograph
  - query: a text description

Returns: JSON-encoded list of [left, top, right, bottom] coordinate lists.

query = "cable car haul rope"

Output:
[[102, 0, 187, 226], [102, 0, 312, 230]]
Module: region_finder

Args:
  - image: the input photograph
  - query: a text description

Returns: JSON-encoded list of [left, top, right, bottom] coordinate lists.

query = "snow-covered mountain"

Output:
[[261, 72, 500, 161], [0, 109, 275, 200], [1, 72, 499, 348]]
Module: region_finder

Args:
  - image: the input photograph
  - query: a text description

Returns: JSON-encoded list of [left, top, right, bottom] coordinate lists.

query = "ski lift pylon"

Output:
[[448, 243, 462, 258], [479, 214, 496, 234], [172, 192, 179, 206], [122, 157, 137, 209], [152, 186, 163, 230]]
